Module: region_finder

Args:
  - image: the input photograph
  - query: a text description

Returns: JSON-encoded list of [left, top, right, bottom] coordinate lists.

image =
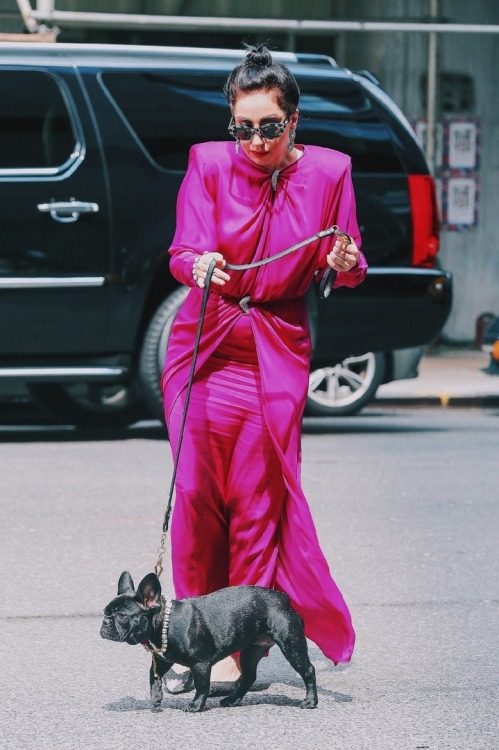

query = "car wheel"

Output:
[[138, 286, 189, 423], [28, 382, 147, 428], [306, 352, 386, 416]]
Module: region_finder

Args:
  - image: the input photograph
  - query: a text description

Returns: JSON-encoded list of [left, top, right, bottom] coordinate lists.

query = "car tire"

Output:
[[306, 352, 386, 417], [138, 286, 189, 423], [28, 382, 147, 428]]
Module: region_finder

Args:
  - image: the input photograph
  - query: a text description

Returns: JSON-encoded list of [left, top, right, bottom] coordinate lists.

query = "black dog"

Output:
[[100, 571, 318, 713]]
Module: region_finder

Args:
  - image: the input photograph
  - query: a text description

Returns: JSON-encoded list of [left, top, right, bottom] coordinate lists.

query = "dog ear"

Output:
[[135, 573, 162, 610], [117, 571, 135, 595]]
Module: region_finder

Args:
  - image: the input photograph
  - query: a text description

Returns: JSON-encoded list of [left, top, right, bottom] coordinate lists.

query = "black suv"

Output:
[[0, 43, 452, 426]]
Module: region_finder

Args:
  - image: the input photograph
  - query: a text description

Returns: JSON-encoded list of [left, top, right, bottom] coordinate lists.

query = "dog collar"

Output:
[[143, 594, 172, 657]]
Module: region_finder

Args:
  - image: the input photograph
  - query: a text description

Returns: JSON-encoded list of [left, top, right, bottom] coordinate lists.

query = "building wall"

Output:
[[54, 1, 340, 18], [338, 0, 499, 341], [16, 0, 499, 340], [0, 0, 24, 32]]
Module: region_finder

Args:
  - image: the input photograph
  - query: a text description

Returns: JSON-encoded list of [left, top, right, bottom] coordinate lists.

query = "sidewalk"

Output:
[[376, 344, 499, 407]]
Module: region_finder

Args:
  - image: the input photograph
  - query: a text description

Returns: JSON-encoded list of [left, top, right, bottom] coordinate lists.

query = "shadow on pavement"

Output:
[[0, 400, 449, 443], [103, 680, 352, 713], [0, 417, 446, 442], [0, 421, 168, 443], [302, 413, 446, 435]]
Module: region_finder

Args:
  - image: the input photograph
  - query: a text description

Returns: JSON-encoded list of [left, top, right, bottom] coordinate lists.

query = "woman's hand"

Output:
[[192, 252, 231, 288], [326, 237, 359, 273]]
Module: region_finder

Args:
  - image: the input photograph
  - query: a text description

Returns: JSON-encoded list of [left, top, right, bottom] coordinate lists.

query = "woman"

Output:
[[161, 45, 367, 691]]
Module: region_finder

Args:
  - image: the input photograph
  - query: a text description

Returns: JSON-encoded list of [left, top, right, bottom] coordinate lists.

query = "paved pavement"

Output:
[[376, 344, 499, 408], [1, 409, 497, 749]]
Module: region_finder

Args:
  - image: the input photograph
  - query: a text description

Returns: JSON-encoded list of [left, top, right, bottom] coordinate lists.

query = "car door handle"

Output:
[[37, 199, 99, 224]]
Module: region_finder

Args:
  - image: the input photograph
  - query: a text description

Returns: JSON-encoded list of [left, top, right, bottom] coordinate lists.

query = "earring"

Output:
[[287, 128, 296, 153], [235, 138, 240, 154]]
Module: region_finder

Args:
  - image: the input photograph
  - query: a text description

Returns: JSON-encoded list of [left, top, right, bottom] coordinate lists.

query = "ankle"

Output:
[[211, 655, 242, 682]]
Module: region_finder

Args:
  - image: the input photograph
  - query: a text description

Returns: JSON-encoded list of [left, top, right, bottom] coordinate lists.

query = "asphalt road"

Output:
[[0, 406, 497, 750]]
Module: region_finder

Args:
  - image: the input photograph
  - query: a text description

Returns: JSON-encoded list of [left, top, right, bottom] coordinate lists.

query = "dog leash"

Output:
[[223, 225, 351, 297], [154, 223, 351, 577]]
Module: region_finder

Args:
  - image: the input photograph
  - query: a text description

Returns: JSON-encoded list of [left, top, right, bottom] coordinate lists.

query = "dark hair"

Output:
[[223, 44, 300, 117]]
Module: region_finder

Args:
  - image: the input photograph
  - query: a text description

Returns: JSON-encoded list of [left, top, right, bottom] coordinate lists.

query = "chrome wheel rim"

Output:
[[308, 353, 377, 409]]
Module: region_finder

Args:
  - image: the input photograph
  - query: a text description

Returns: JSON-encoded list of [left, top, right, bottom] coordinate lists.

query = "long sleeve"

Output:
[[313, 159, 367, 290], [333, 161, 368, 288], [335, 250, 368, 288], [168, 145, 219, 287]]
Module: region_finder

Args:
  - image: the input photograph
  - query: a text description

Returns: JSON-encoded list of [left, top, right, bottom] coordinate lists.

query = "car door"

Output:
[[0, 65, 110, 356]]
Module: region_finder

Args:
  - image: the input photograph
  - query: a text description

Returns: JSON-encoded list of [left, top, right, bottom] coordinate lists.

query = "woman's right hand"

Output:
[[192, 252, 231, 288]]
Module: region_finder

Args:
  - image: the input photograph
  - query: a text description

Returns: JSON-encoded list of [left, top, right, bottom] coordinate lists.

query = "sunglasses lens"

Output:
[[260, 124, 281, 139], [239, 127, 255, 141], [231, 125, 253, 141]]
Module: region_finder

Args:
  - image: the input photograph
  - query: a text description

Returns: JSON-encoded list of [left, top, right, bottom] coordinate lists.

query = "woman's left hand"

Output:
[[326, 237, 359, 272]]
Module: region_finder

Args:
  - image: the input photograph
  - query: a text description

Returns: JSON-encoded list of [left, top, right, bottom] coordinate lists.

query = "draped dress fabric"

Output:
[[161, 141, 367, 665]]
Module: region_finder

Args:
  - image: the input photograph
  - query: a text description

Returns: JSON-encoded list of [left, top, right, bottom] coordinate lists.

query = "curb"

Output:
[[375, 395, 499, 408]]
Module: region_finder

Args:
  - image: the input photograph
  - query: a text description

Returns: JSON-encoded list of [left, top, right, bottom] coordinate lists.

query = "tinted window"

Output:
[[295, 77, 405, 172], [100, 70, 406, 174], [0, 70, 76, 170], [100, 71, 228, 171]]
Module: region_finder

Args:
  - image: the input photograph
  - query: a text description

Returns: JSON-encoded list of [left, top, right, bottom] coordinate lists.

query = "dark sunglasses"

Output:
[[228, 116, 290, 142]]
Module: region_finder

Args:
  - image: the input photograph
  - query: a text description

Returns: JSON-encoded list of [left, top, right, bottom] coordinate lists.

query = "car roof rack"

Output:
[[295, 53, 339, 68], [355, 70, 381, 86]]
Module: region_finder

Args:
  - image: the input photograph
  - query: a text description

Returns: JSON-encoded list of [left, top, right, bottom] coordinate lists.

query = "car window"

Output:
[[99, 71, 228, 172], [0, 70, 76, 170], [295, 77, 406, 173], [100, 70, 405, 174]]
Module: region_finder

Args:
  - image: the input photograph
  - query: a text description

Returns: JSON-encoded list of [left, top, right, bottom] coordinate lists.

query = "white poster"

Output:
[[448, 121, 477, 169], [447, 177, 476, 225]]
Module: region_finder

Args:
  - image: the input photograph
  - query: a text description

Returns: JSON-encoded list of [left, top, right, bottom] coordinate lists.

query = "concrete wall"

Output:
[[0, 0, 24, 32], [52, 1, 342, 19]]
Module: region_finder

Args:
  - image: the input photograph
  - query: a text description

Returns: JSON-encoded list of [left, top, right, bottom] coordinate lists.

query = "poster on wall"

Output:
[[448, 120, 477, 169], [446, 177, 477, 225], [413, 116, 480, 230]]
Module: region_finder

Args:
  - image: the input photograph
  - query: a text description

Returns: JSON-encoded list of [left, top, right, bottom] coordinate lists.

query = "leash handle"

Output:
[[318, 228, 352, 298]]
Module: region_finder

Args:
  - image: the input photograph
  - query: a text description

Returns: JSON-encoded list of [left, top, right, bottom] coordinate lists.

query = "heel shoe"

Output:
[[164, 667, 194, 694]]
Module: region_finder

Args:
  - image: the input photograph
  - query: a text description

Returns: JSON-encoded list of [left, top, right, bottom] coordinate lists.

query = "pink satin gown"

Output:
[[161, 141, 367, 664]]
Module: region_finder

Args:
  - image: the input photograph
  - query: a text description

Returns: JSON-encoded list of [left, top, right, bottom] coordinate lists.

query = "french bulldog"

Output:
[[100, 571, 318, 713]]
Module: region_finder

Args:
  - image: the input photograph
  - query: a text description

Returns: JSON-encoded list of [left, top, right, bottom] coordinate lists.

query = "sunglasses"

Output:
[[228, 116, 290, 142]]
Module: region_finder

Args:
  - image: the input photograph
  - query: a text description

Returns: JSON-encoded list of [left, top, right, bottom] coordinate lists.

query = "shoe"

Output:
[[164, 667, 194, 694]]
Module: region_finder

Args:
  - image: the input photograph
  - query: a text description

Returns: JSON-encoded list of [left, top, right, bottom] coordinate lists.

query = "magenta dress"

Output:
[[161, 141, 367, 664]]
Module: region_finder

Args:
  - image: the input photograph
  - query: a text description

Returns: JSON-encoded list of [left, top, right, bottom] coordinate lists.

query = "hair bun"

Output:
[[244, 44, 273, 69], [224, 42, 300, 116]]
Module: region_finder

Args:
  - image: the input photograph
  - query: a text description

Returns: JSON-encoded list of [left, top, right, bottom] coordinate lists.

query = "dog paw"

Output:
[[300, 697, 318, 709], [185, 701, 205, 713], [219, 695, 242, 708]]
